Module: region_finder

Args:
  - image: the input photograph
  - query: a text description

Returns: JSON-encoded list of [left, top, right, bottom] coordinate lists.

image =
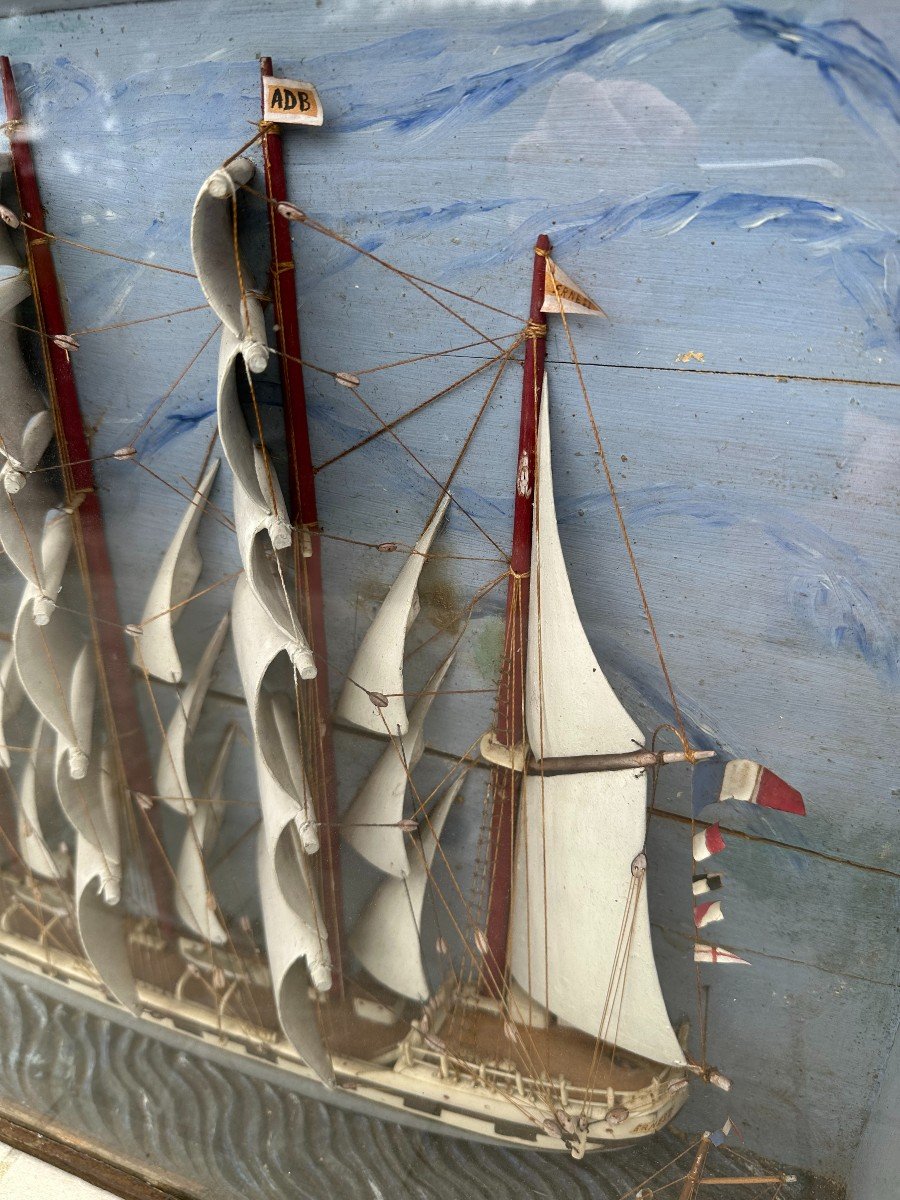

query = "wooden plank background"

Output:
[[0, 1, 897, 1193]]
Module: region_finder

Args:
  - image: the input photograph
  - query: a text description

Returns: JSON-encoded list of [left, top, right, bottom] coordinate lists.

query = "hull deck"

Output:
[[0, 871, 688, 1153]]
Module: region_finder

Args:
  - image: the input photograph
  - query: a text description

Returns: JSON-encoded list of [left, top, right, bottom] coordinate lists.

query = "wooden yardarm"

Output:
[[259, 57, 344, 989], [481, 234, 549, 993], [0, 56, 169, 922]]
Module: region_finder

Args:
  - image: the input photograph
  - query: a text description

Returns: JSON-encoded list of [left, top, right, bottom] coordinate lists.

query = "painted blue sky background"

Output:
[[0, 0, 898, 1183]]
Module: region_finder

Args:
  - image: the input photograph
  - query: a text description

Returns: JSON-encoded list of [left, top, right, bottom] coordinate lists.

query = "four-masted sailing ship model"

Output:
[[0, 56, 806, 1177]]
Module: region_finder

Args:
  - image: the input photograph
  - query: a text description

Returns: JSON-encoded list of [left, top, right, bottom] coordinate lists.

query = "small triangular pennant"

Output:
[[541, 259, 607, 317], [710, 1117, 736, 1146], [694, 944, 750, 965]]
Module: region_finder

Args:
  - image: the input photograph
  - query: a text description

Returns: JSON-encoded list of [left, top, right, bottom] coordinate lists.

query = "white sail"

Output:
[[55, 736, 122, 904], [267, 693, 319, 855], [336, 495, 449, 737], [233, 446, 307, 646], [174, 724, 234, 945], [0, 217, 53, 494], [234, 437, 293, 554], [232, 575, 316, 808], [15, 601, 96, 780], [154, 613, 229, 816], [256, 827, 333, 1083], [343, 654, 453, 877], [215, 325, 276, 510], [0, 644, 24, 769], [138, 460, 220, 683], [18, 717, 68, 881], [349, 775, 461, 1002], [76, 843, 136, 1012], [508, 376, 685, 1068], [190, 159, 269, 374], [0, 493, 71, 624], [254, 701, 320, 929], [75, 747, 135, 1012]]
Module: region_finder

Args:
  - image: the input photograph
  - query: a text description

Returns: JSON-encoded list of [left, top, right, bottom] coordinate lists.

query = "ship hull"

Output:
[[0, 900, 688, 1155]]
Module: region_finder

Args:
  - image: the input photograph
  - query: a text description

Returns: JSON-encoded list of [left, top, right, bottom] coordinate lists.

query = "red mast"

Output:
[[259, 58, 344, 990], [481, 235, 549, 993], [0, 57, 168, 921]]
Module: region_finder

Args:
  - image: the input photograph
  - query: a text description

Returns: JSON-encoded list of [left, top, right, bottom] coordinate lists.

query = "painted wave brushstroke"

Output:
[[13, 5, 900, 348], [21, 7, 900, 148], [299, 186, 899, 356], [0, 968, 783, 1200], [323, 6, 900, 144]]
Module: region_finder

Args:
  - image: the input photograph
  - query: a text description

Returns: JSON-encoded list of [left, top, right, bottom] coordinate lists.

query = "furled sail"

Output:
[[349, 775, 461, 1002], [174, 724, 234, 945], [154, 613, 229, 816], [336, 495, 449, 737], [18, 717, 68, 881], [343, 654, 453, 877], [190, 158, 269, 374], [256, 827, 333, 1083], [508, 376, 685, 1068], [138, 460, 220, 683]]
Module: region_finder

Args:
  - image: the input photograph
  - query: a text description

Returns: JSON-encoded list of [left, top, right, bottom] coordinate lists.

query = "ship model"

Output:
[[0, 56, 807, 1180]]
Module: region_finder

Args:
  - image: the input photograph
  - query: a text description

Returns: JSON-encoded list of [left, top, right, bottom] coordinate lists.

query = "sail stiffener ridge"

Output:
[[233, 444, 311, 648]]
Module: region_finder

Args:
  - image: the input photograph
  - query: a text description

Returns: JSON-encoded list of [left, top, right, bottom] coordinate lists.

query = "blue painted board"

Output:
[[0, 1, 897, 1191]]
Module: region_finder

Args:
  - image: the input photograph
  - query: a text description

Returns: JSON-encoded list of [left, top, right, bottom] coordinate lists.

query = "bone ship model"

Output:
[[0, 59, 806, 1167]]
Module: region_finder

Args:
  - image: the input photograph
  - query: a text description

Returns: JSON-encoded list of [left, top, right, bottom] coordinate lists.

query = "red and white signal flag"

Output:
[[694, 900, 724, 928], [693, 823, 726, 862], [693, 758, 805, 817]]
